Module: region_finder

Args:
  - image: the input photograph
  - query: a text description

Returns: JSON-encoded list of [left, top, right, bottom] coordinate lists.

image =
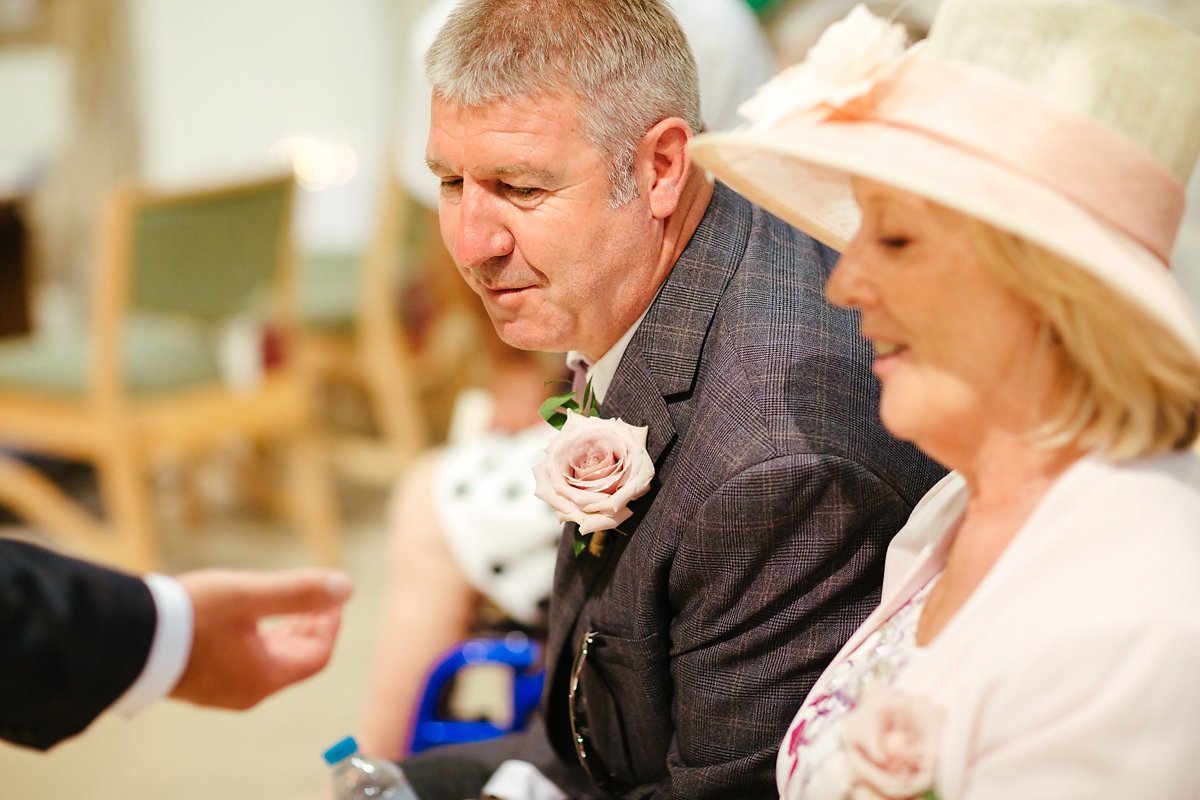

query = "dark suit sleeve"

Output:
[[635, 453, 910, 799], [0, 539, 157, 750]]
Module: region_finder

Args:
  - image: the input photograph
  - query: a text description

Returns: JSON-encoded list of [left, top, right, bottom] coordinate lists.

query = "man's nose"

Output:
[[451, 186, 515, 269]]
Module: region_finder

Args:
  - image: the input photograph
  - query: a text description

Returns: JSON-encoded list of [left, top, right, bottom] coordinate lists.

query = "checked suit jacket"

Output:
[[402, 182, 945, 799], [0, 538, 156, 750]]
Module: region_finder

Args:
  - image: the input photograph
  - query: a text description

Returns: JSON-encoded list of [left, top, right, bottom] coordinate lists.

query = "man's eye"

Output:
[[504, 184, 544, 201], [439, 178, 463, 193]]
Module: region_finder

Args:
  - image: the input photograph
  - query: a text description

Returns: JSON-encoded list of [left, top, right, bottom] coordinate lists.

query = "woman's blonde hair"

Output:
[[972, 223, 1200, 458]]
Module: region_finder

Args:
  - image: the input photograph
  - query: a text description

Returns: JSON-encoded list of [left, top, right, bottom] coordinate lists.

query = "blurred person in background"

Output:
[[691, 0, 1200, 797]]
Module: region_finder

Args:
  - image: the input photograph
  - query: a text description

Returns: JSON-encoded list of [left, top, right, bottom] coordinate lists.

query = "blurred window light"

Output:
[[269, 134, 358, 191]]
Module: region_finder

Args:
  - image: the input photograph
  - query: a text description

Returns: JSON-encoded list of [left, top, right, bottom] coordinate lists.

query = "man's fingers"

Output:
[[230, 568, 354, 617], [179, 568, 353, 620], [260, 608, 344, 685]]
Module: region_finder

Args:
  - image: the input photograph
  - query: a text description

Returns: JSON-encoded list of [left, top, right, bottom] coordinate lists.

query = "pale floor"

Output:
[[0, 477, 429, 800]]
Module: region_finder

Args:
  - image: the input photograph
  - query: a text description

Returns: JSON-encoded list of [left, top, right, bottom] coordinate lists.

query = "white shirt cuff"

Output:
[[481, 760, 568, 800], [110, 573, 194, 718]]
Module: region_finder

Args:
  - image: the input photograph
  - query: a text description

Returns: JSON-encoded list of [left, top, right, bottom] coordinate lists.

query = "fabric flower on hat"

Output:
[[739, 3, 913, 129], [533, 410, 654, 557]]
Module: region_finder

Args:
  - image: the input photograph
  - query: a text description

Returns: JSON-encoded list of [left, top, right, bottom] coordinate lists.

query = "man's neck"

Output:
[[579, 172, 715, 363], [658, 171, 714, 277]]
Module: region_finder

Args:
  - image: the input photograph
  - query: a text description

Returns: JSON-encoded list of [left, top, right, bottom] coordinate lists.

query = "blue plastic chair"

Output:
[[409, 635, 546, 754]]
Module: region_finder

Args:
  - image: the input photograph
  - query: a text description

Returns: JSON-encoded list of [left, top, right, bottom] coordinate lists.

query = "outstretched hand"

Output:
[[170, 568, 353, 710]]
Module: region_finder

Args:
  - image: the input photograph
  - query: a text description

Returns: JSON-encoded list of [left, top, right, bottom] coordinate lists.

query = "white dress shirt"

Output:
[[109, 574, 193, 717], [566, 307, 647, 405]]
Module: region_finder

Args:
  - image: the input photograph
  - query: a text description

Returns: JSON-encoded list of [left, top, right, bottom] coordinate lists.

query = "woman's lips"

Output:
[[871, 340, 907, 378]]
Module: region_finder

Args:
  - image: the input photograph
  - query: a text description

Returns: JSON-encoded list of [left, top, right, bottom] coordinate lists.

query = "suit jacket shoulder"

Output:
[[609, 182, 939, 512]]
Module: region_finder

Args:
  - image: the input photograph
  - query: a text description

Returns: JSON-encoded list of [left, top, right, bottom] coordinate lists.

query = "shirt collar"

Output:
[[565, 310, 648, 405]]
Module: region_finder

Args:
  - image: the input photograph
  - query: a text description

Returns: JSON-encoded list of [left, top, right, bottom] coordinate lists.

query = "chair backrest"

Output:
[[84, 172, 297, 400], [126, 173, 294, 322]]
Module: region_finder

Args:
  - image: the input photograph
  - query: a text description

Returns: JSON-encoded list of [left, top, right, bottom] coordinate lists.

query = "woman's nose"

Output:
[[825, 237, 877, 310]]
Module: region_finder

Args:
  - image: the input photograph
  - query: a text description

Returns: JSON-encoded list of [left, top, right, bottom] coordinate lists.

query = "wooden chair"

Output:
[[297, 173, 429, 484], [0, 173, 339, 573]]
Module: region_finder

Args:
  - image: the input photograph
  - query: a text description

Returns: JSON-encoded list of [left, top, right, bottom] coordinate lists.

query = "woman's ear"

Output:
[[637, 117, 693, 220]]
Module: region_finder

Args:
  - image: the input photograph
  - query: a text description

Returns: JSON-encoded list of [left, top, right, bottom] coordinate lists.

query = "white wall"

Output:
[[2, 0, 1198, 305], [127, 0, 419, 252], [0, 45, 70, 188]]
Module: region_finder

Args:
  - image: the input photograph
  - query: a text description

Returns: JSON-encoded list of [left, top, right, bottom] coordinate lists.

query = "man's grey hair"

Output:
[[425, 0, 703, 205]]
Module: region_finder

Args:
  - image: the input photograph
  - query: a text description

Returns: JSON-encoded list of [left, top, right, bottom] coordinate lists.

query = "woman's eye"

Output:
[[879, 236, 911, 250]]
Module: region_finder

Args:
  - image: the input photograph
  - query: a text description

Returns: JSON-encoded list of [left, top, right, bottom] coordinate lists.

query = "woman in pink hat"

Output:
[[692, 1, 1200, 797]]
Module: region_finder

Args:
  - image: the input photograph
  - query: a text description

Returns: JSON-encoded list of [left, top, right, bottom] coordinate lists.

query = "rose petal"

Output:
[[531, 411, 654, 535]]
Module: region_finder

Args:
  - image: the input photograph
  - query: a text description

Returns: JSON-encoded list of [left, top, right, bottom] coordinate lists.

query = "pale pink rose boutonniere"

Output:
[[532, 382, 654, 557], [738, 3, 917, 129], [811, 684, 943, 800]]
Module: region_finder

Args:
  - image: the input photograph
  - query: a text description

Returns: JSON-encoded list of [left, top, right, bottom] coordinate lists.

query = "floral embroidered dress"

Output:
[[777, 574, 939, 800]]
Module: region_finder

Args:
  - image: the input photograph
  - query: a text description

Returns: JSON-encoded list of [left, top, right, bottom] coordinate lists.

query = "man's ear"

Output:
[[637, 117, 693, 220]]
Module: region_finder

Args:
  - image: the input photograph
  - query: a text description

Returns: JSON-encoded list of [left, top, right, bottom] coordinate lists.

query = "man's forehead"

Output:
[[426, 92, 597, 178]]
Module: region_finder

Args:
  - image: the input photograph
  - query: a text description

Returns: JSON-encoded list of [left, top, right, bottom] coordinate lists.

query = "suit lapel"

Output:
[[543, 349, 676, 703], [542, 183, 755, 726], [601, 343, 675, 463]]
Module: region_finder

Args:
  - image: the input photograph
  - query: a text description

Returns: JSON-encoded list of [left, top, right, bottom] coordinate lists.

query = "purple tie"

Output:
[[568, 357, 592, 414], [571, 361, 588, 398]]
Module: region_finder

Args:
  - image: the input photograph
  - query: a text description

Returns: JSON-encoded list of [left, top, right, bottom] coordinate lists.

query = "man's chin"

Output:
[[492, 321, 567, 354]]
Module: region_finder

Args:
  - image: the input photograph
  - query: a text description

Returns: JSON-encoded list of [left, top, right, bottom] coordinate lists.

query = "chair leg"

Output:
[[231, 443, 289, 518], [175, 458, 208, 529], [283, 431, 340, 566], [0, 453, 110, 558], [369, 359, 426, 461], [95, 442, 160, 574], [363, 332, 427, 467]]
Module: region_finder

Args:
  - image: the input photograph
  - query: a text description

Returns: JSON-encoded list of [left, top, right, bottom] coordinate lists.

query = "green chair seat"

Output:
[[0, 315, 223, 396]]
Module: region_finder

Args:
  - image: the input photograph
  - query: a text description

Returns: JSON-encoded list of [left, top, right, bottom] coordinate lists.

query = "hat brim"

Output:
[[690, 120, 1200, 358]]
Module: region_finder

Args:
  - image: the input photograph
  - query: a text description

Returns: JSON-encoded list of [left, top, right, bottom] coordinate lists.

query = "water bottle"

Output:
[[323, 736, 420, 800]]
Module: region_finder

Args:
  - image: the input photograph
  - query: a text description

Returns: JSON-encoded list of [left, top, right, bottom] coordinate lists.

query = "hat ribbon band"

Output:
[[867, 57, 1184, 264]]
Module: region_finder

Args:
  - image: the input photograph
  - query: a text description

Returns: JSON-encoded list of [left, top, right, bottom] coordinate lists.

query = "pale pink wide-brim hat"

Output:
[[690, 0, 1200, 358]]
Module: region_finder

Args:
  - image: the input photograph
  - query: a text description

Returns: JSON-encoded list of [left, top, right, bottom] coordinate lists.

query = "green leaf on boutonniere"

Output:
[[579, 379, 599, 418], [538, 389, 579, 431], [922, 790, 942, 800], [539, 378, 599, 430], [572, 531, 588, 558]]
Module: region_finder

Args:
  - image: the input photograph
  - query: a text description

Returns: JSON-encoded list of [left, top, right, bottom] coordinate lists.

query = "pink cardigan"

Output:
[[779, 451, 1200, 800]]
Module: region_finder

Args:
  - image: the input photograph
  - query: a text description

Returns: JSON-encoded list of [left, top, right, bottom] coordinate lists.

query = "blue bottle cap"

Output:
[[323, 735, 359, 765]]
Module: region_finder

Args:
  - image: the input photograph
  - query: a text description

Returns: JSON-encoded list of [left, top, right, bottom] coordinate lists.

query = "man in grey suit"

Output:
[[403, 1, 944, 797]]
